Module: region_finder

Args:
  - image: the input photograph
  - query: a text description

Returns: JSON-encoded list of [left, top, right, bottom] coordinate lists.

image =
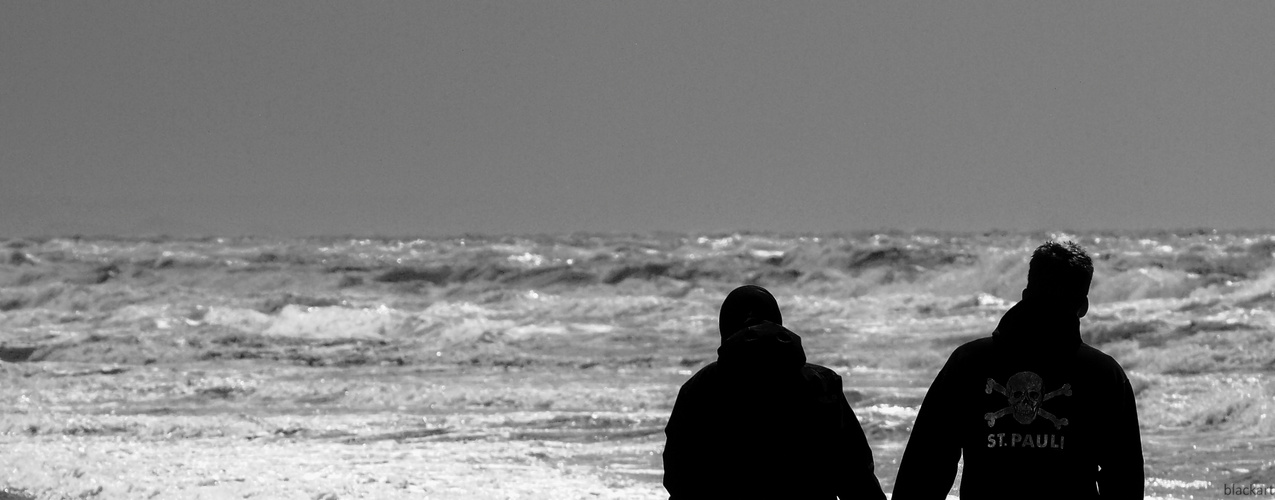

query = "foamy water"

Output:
[[2, 231, 1274, 498], [3, 232, 1275, 432], [4, 231, 1274, 340]]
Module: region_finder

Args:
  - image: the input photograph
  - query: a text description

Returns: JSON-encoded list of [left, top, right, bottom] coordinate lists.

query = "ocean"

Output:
[[2, 230, 1273, 498]]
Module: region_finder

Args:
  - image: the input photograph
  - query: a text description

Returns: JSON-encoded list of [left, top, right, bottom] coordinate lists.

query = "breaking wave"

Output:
[[3, 230, 1275, 439], [3, 231, 1275, 345], [4, 230, 1273, 303]]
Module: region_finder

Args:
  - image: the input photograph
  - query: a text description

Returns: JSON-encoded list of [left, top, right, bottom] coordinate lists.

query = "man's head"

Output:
[[719, 285, 782, 340], [1023, 241, 1093, 317]]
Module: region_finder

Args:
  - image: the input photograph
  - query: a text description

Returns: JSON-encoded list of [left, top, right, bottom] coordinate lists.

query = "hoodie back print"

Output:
[[893, 295, 1144, 499]]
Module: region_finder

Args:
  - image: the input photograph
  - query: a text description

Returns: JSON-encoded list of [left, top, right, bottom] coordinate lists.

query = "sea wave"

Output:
[[5, 231, 1273, 302], [3, 231, 1275, 438], [4, 232, 1275, 350]]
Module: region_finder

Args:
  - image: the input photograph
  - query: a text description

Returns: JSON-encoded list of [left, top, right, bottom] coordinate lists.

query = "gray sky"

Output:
[[3, 1, 1273, 236]]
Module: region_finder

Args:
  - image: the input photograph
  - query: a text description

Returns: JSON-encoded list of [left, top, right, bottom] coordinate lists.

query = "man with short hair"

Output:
[[892, 241, 1143, 499], [663, 285, 885, 499]]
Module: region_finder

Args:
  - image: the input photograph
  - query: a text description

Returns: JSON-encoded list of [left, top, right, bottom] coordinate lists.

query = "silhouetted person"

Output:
[[892, 241, 1143, 499], [663, 285, 885, 499]]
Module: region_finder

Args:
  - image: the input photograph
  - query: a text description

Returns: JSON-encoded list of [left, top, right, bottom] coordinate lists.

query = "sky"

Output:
[[2, 1, 1273, 236]]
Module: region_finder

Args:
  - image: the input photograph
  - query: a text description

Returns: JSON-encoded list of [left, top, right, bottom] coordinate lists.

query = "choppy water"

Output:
[[3, 231, 1274, 346], [2, 231, 1275, 498]]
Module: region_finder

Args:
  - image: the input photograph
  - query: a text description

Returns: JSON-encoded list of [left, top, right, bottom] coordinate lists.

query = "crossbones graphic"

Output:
[[984, 371, 1071, 429]]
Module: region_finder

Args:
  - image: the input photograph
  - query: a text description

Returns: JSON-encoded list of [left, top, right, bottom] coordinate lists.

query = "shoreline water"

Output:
[[2, 231, 1274, 498]]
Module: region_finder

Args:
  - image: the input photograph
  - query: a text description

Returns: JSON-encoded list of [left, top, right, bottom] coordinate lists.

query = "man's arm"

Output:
[[832, 377, 886, 500], [890, 356, 963, 500], [1096, 374, 1144, 498], [663, 372, 711, 499]]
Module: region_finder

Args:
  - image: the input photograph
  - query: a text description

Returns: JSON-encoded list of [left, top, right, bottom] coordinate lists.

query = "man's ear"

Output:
[[1076, 297, 1089, 318]]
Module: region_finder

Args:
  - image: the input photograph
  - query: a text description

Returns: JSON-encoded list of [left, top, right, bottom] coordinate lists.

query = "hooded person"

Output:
[[892, 241, 1144, 499], [662, 285, 885, 499]]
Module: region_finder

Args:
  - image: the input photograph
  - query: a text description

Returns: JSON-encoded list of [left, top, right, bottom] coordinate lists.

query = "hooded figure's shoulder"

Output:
[[797, 363, 847, 394], [801, 362, 842, 380], [679, 361, 722, 390]]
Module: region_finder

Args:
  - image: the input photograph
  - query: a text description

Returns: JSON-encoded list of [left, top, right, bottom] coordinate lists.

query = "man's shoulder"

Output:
[[1075, 342, 1132, 380], [951, 336, 1130, 377], [950, 336, 997, 362]]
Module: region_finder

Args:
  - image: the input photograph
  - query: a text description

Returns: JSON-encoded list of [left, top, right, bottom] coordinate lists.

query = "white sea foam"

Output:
[[4, 231, 1274, 356]]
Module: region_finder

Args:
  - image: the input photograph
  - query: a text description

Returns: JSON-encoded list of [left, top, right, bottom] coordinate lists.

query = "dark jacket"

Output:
[[892, 299, 1144, 499], [663, 320, 886, 499]]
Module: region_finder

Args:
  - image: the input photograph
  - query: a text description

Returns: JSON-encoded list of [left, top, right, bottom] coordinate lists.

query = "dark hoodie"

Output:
[[663, 286, 885, 499], [892, 299, 1144, 500]]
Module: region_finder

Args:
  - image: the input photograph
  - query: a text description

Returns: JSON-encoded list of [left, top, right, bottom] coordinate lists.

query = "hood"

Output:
[[719, 285, 783, 341], [717, 320, 807, 376], [991, 298, 1082, 351]]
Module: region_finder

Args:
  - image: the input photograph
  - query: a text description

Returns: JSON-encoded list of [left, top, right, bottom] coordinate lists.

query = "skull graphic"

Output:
[[1006, 371, 1043, 424], [984, 371, 1071, 429]]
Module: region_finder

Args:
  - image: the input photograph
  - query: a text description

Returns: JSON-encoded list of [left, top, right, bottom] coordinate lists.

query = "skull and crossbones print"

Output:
[[984, 371, 1071, 429]]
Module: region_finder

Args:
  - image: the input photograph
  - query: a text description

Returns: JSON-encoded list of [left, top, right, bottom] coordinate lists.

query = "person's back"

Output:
[[892, 241, 1143, 499], [663, 285, 885, 499]]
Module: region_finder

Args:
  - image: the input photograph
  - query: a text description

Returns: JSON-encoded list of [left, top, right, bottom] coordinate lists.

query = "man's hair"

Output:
[[1026, 241, 1093, 298]]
